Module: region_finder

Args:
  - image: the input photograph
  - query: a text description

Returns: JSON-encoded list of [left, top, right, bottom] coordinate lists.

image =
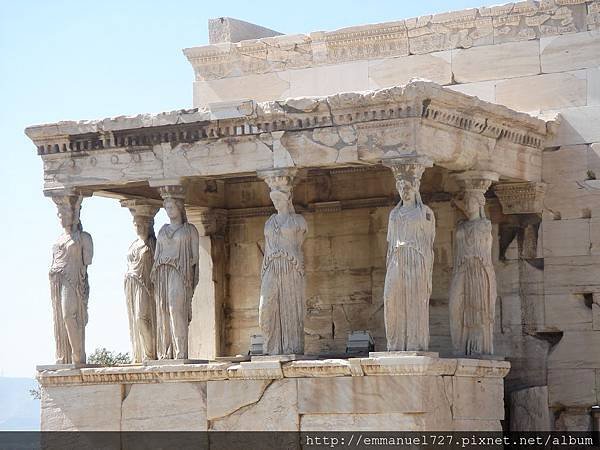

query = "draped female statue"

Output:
[[152, 193, 199, 360], [449, 175, 497, 356], [124, 210, 157, 363], [259, 176, 307, 355], [383, 159, 435, 351], [49, 195, 93, 364]]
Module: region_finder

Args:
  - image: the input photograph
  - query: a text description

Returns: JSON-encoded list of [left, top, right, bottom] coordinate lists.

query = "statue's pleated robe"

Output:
[[259, 213, 307, 355], [49, 230, 93, 364], [449, 218, 497, 355], [384, 204, 435, 351], [153, 223, 198, 359], [125, 238, 156, 362]]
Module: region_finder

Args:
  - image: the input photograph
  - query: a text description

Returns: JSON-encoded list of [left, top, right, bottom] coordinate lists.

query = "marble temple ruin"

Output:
[[26, 0, 600, 433]]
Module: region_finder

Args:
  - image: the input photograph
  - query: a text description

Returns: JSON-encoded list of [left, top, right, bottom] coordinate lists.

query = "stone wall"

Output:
[[182, 0, 600, 430]]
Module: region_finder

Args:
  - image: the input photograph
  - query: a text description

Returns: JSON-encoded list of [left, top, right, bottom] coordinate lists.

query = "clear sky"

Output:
[[0, 0, 501, 377]]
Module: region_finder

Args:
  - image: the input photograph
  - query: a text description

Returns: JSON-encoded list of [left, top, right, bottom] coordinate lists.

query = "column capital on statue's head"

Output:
[[44, 187, 93, 200], [149, 178, 188, 200], [452, 171, 499, 193], [119, 199, 161, 218], [382, 155, 433, 183], [257, 167, 298, 194]]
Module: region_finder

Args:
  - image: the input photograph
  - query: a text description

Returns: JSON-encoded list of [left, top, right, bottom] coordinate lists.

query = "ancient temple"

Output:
[[27, 0, 600, 432]]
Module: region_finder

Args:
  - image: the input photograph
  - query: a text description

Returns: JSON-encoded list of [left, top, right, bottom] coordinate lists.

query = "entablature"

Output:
[[25, 81, 555, 193]]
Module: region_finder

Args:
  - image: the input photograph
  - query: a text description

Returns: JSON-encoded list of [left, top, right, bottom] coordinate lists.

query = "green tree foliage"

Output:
[[29, 347, 131, 399], [87, 347, 131, 366]]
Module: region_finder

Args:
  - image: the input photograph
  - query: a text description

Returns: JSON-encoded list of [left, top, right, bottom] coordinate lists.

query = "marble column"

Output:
[[187, 207, 227, 360], [151, 182, 200, 360], [47, 189, 93, 365], [257, 168, 307, 355], [449, 171, 499, 356], [382, 156, 435, 351], [120, 199, 160, 363]]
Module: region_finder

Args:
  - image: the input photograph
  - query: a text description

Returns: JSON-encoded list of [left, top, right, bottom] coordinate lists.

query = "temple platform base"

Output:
[[37, 355, 509, 431]]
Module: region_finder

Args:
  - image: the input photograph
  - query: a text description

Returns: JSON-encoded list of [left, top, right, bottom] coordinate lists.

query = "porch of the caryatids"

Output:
[[448, 171, 499, 356], [151, 182, 200, 360], [257, 168, 307, 356], [120, 199, 160, 363], [382, 156, 435, 352], [47, 189, 94, 365]]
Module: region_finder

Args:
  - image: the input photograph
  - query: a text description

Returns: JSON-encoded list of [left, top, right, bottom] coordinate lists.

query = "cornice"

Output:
[[36, 356, 510, 387], [26, 81, 551, 158]]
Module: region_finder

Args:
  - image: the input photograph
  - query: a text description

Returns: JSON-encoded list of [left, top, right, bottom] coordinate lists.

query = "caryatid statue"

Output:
[[383, 157, 435, 352], [48, 192, 93, 365], [258, 169, 307, 355], [449, 171, 499, 356], [152, 185, 199, 360], [121, 200, 160, 363]]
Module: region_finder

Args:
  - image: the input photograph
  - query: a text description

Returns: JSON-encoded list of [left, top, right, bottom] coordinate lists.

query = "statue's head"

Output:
[[54, 196, 82, 233], [463, 190, 486, 221], [269, 189, 293, 214], [163, 197, 186, 223], [396, 178, 418, 204], [133, 215, 154, 240]]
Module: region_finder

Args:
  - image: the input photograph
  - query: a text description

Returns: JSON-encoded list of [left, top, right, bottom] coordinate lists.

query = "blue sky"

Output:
[[0, 0, 500, 377]]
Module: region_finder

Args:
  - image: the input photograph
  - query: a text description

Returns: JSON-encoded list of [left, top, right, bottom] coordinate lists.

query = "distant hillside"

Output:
[[0, 377, 40, 430]]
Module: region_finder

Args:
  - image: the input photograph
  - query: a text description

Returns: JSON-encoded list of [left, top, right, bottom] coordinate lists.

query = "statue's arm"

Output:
[[191, 225, 200, 287], [82, 232, 93, 266]]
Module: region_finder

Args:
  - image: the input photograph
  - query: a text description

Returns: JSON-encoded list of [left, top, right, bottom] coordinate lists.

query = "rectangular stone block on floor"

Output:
[[42, 384, 122, 431], [548, 368, 597, 408], [298, 375, 448, 415], [452, 376, 505, 420], [207, 379, 299, 431], [121, 382, 207, 431], [509, 386, 551, 432]]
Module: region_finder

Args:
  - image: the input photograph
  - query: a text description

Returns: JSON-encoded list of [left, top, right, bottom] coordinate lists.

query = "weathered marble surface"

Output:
[[37, 356, 509, 431], [183, 2, 593, 82], [48, 193, 93, 365], [258, 169, 307, 355], [122, 200, 159, 363], [383, 157, 435, 351], [449, 172, 498, 356], [509, 386, 551, 431], [25, 81, 551, 193], [152, 185, 200, 360], [122, 382, 207, 431]]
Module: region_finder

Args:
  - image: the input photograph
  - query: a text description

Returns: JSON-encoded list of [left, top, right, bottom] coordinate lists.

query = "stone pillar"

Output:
[[494, 182, 547, 332], [187, 207, 227, 360], [257, 168, 308, 356], [151, 180, 200, 360], [382, 156, 435, 352], [120, 199, 160, 363], [449, 171, 499, 356], [45, 189, 93, 366]]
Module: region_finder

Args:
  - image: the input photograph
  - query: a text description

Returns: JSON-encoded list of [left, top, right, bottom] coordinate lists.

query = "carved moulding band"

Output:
[[382, 155, 433, 182], [493, 181, 546, 215]]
